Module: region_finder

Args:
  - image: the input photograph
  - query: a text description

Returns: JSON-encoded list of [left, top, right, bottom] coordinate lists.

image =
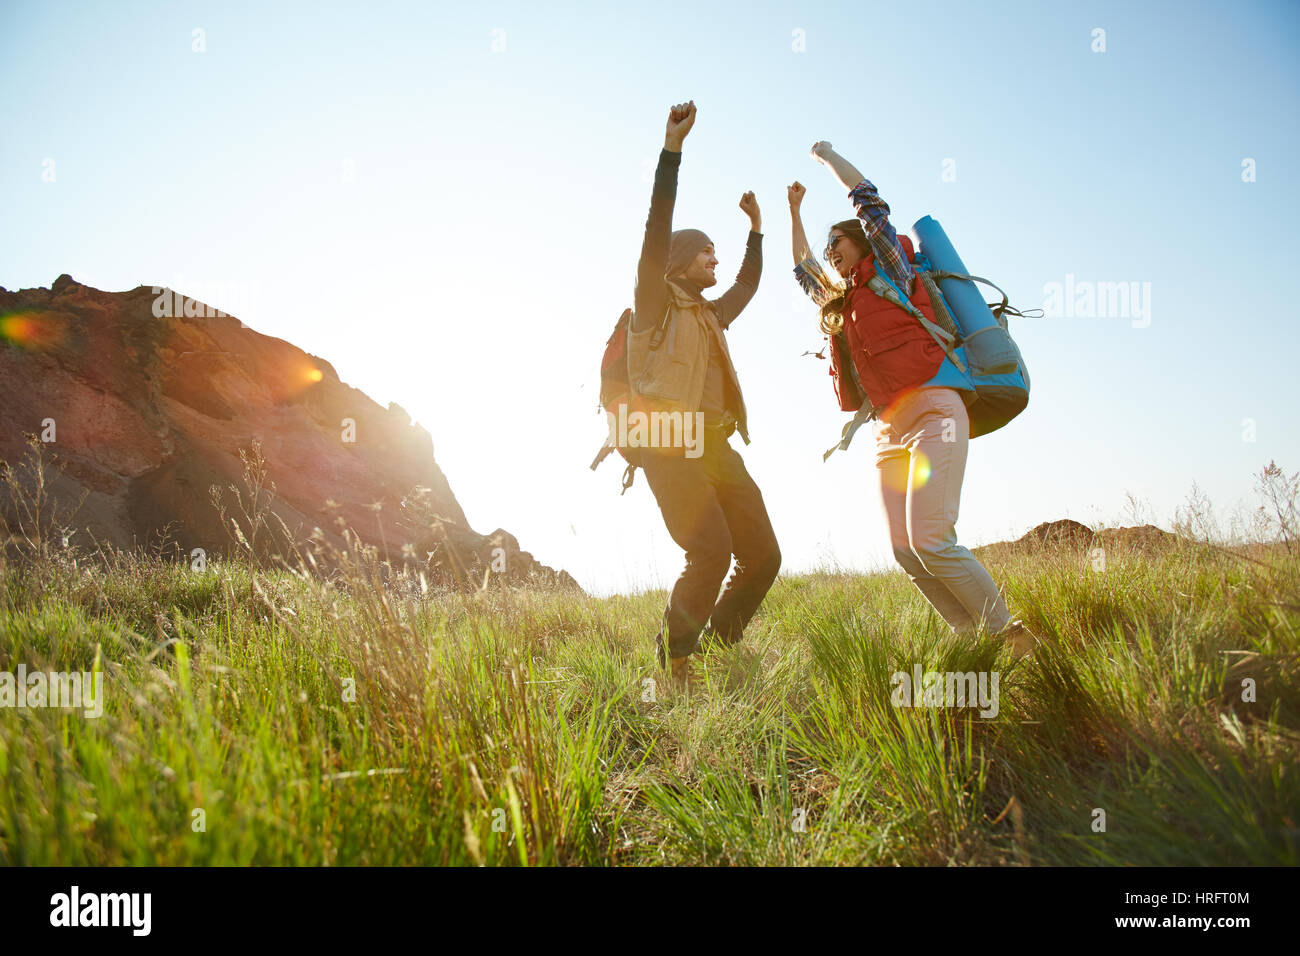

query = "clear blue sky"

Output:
[[3, 0, 1298, 595]]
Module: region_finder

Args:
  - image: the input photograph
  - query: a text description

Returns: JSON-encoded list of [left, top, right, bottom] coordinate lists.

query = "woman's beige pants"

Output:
[[874, 386, 1011, 634]]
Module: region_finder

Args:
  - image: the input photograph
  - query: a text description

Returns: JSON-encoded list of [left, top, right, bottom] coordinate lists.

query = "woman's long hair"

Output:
[[810, 219, 871, 335]]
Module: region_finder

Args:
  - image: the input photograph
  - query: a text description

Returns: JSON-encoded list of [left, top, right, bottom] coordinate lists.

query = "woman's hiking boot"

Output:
[[999, 620, 1039, 660]]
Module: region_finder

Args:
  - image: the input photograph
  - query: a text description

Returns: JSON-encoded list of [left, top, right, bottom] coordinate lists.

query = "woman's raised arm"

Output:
[[809, 140, 866, 192], [809, 140, 913, 294], [788, 181, 840, 309], [788, 181, 813, 266]]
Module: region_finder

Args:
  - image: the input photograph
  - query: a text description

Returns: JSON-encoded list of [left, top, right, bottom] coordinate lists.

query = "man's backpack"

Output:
[[590, 308, 642, 493]]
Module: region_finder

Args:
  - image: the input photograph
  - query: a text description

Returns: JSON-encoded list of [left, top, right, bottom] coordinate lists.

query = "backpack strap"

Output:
[[624, 302, 672, 390], [923, 268, 1043, 328], [589, 436, 640, 494], [647, 284, 686, 352], [823, 400, 882, 461], [590, 442, 617, 470], [925, 269, 1009, 323], [866, 272, 967, 374], [914, 270, 961, 339], [823, 341, 882, 460]]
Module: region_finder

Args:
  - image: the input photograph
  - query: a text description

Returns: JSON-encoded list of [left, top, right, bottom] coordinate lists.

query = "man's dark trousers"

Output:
[[639, 426, 781, 663]]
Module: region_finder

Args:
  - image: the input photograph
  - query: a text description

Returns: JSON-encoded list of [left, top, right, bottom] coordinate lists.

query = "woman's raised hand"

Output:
[[809, 141, 834, 164], [787, 181, 806, 209]]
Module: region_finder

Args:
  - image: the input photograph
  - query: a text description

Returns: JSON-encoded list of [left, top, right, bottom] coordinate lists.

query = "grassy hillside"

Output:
[[2, 524, 1297, 866]]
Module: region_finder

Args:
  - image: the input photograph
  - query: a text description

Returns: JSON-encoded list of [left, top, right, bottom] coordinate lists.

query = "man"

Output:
[[628, 100, 781, 686]]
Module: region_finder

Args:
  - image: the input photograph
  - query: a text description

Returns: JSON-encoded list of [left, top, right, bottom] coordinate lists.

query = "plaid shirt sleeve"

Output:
[[793, 256, 841, 309], [848, 178, 913, 295]]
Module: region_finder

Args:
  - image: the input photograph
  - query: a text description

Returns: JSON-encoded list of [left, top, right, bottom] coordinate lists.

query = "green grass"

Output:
[[1, 532, 1297, 866]]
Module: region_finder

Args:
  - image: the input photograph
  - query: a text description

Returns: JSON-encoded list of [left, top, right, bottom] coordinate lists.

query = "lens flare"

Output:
[[912, 450, 932, 489], [281, 362, 325, 397], [880, 448, 933, 494], [0, 311, 66, 350]]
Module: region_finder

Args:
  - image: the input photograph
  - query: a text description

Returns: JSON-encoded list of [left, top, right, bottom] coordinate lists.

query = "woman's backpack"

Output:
[[821, 217, 1039, 459]]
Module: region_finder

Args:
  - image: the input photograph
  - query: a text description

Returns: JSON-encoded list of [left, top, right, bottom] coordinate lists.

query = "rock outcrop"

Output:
[[0, 275, 578, 590], [975, 518, 1179, 561]]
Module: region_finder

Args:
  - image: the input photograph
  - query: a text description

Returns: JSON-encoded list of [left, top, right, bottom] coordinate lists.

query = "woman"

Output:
[[789, 141, 1035, 657]]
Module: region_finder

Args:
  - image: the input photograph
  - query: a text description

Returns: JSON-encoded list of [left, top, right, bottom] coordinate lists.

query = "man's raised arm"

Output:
[[710, 191, 763, 330], [633, 101, 696, 333]]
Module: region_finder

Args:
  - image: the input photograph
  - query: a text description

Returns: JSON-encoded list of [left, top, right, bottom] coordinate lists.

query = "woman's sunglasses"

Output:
[[823, 234, 850, 262]]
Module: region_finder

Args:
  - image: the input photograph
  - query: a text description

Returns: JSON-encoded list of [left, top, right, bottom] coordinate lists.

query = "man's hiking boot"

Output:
[[656, 634, 702, 692], [999, 620, 1039, 660], [696, 627, 738, 657], [669, 654, 702, 692]]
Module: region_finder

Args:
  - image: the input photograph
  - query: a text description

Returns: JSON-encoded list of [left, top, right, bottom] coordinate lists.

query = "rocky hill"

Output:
[[0, 274, 577, 590], [974, 518, 1180, 561]]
